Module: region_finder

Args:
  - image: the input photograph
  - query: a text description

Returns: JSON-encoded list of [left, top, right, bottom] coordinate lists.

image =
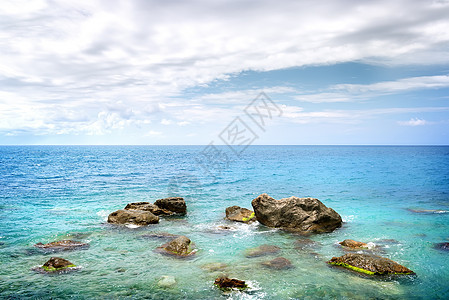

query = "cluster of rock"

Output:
[[108, 197, 186, 226]]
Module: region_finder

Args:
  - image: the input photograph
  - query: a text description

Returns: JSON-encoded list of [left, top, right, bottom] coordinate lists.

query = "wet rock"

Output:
[[214, 277, 247, 290], [154, 197, 187, 215], [156, 235, 196, 257], [225, 206, 256, 223], [125, 202, 173, 216], [158, 275, 177, 288], [261, 257, 293, 270], [434, 242, 449, 251], [251, 193, 342, 233], [294, 238, 320, 251], [245, 244, 281, 258], [107, 209, 159, 225], [34, 240, 89, 251], [339, 239, 368, 249], [33, 257, 77, 273], [201, 262, 228, 272], [327, 253, 415, 275]]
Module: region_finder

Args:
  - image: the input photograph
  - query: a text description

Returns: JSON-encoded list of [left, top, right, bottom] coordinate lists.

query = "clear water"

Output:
[[0, 145, 448, 299]]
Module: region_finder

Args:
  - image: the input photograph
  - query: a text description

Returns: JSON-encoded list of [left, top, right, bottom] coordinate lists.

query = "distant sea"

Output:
[[0, 145, 448, 299]]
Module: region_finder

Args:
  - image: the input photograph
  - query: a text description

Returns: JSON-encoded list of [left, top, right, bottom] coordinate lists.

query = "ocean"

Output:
[[0, 145, 448, 299]]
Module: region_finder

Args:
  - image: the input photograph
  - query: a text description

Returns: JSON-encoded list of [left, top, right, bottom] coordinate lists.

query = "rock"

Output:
[[33, 257, 77, 273], [225, 206, 256, 223], [34, 240, 89, 251], [157, 275, 177, 288], [339, 239, 368, 249], [434, 242, 449, 251], [201, 262, 228, 272], [154, 197, 187, 215], [261, 257, 293, 270], [406, 208, 448, 214], [251, 193, 342, 233], [125, 202, 173, 216], [214, 277, 247, 290], [156, 235, 196, 257], [245, 244, 281, 258], [140, 232, 180, 240], [107, 209, 159, 225], [327, 253, 415, 275], [294, 238, 320, 251]]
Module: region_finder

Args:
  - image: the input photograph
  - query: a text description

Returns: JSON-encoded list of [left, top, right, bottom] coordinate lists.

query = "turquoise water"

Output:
[[0, 145, 448, 299]]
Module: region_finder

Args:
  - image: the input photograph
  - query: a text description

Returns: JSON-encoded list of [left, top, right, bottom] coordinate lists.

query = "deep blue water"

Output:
[[0, 145, 448, 299]]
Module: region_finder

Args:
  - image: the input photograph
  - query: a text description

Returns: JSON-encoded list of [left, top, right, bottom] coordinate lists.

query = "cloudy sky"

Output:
[[1, 0, 449, 145]]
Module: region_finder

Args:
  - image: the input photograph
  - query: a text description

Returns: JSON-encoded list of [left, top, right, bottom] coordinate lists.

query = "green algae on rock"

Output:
[[327, 253, 415, 276], [33, 257, 77, 274], [225, 206, 256, 223]]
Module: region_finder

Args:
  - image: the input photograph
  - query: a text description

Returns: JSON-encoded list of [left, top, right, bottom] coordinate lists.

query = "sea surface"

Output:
[[0, 145, 448, 299]]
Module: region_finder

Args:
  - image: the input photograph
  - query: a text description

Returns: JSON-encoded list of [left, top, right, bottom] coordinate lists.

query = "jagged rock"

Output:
[[339, 239, 368, 249], [214, 277, 247, 290], [33, 257, 77, 273], [154, 197, 187, 215], [156, 235, 196, 257], [34, 240, 89, 251], [327, 253, 415, 275], [225, 206, 256, 223], [251, 193, 342, 233], [107, 209, 159, 225], [245, 244, 281, 258], [125, 202, 173, 216], [157, 275, 177, 288]]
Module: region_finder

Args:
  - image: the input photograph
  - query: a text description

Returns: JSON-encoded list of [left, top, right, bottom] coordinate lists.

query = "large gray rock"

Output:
[[107, 209, 159, 225], [124, 202, 173, 216], [225, 206, 256, 223], [154, 197, 187, 215], [251, 194, 342, 233]]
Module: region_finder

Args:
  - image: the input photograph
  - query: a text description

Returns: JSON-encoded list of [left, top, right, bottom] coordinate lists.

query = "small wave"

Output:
[[125, 224, 141, 229], [96, 210, 109, 222]]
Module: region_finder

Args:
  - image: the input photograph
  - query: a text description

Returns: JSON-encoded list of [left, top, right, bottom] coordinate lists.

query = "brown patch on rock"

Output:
[[107, 209, 159, 225], [225, 206, 256, 223], [214, 277, 247, 290]]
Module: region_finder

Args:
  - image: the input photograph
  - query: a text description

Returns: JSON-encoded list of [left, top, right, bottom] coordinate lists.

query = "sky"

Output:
[[1, 0, 449, 145]]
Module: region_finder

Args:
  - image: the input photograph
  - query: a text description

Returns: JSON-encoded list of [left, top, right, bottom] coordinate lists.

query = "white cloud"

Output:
[[1, 0, 449, 138], [398, 118, 429, 126], [160, 119, 172, 125]]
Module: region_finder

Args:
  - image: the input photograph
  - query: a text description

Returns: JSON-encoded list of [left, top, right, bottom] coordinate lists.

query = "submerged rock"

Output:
[[156, 235, 196, 257], [34, 240, 89, 251], [140, 232, 180, 240], [154, 197, 187, 215], [251, 194, 342, 233], [434, 242, 449, 252], [214, 277, 247, 290], [327, 253, 415, 275], [245, 244, 281, 258], [157, 275, 177, 288], [201, 262, 228, 272], [125, 202, 173, 216], [225, 206, 256, 223], [339, 239, 368, 249], [107, 209, 159, 225], [294, 238, 320, 251], [33, 257, 77, 273], [261, 257, 293, 270], [406, 208, 448, 214]]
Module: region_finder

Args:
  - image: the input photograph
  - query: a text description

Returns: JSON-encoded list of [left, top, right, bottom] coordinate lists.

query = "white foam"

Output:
[[125, 224, 141, 229]]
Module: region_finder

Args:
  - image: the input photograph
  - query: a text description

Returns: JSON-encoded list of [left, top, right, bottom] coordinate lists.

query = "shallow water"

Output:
[[0, 145, 448, 299]]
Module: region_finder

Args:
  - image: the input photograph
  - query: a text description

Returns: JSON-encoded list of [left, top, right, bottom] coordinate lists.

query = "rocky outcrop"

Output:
[[214, 277, 247, 290], [34, 240, 89, 251], [261, 257, 293, 270], [225, 206, 256, 223], [107, 209, 159, 225], [156, 235, 196, 257], [327, 253, 415, 275], [33, 257, 77, 273], [339, 239, 368, 249], [125, 202, 173, 216], [154, 197, 187, 215], [245, 244, 281, 258], [251, 194, 342, 233]]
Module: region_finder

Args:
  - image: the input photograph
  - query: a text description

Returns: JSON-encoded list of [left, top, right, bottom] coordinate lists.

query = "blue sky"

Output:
[[1, 0, 449, 145]]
